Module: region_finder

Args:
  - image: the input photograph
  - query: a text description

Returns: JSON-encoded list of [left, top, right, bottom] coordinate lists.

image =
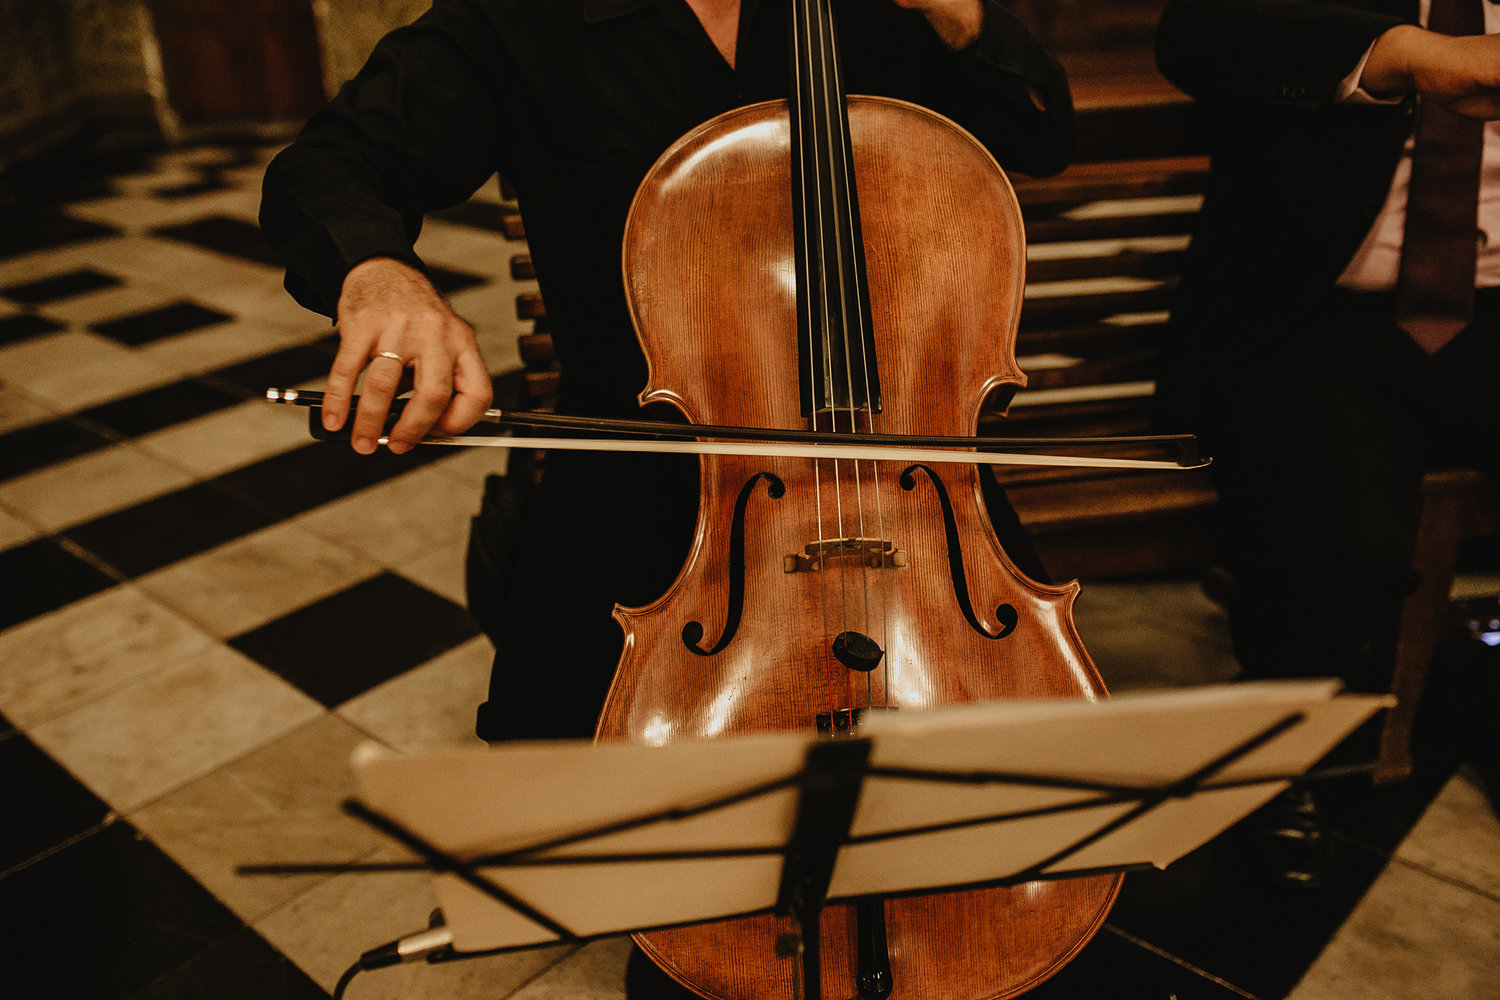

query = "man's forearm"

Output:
[[893, 0, 984, 50], [1362, 24, 1500, 119]]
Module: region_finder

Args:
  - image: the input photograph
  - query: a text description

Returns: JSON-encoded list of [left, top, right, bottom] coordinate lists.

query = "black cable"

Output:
[[332, 959, 361, 999]]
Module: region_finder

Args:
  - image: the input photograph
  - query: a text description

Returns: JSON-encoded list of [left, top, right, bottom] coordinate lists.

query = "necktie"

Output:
[[1395, 0, 1486, 354]]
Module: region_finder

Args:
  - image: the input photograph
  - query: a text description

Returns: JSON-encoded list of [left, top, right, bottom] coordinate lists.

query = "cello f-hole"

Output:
[[899, 464, 1020, 640], [681, 471, 786, 656]]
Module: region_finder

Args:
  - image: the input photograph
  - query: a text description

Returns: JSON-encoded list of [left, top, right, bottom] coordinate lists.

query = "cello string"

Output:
[[820, 0, 883, 714], [810, 0, 859, 718], [830, 0, 889, 711], [793, 0, 842, 722]]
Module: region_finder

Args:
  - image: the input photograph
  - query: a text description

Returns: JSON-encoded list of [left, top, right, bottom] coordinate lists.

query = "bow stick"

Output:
[[265, 388, 1208, 471]]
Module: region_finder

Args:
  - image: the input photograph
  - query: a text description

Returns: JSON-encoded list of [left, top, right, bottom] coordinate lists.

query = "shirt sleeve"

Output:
[[911, 0, 1077, 177], [1334, 39, 1406, 105], [1155, 0, 1408, 108], [259, 1, 508, 318]]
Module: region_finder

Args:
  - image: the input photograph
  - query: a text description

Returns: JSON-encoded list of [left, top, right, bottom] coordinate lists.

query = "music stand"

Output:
[[302, 680, 1389, 1000]]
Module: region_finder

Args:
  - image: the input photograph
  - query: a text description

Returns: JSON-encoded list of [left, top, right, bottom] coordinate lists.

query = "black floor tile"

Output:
[[229, 572, 479, 707], [426, 263, 487, 296], [0, 820, 243, 997], [209, 338, 338, 397], [1025, 922, 1254, 999], [152, 214, 279, 267], [212, 439, 447, 519], [0, 729, 111, 874], [1, 267, 120, 305], [0, 311, 65, 346], [0, 538, 118, 631], [125, 926, 328, 1000], [62, 483, 281, 579], [81, 379, 245, 438], [0, 211, 118, 260], [1107, 810, 1398, 1000], [0, 134, 156, 208], [91, 301, 235, 347], [0, 417, 116, 482]]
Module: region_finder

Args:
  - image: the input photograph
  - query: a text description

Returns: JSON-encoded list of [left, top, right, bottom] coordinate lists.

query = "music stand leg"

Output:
[[798, 902, 822, 1000]]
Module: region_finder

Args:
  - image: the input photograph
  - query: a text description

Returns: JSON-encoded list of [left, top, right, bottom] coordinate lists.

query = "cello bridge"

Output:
[[815, 705, 897, 736], [783, 538, 906, 574]]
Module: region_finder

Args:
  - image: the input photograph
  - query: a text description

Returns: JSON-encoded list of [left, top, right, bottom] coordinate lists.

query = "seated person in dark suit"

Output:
[[263, 5, 1077, 991], [1155, 0, 1500, 876], [260, 0, 1075, 741]]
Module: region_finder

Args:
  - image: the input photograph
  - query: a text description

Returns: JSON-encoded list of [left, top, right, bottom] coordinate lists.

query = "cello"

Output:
[[595, 0, 1121, 997]]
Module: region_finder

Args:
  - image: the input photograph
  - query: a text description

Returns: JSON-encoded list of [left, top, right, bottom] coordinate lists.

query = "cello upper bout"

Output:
[[624, 97, 1029, 436]]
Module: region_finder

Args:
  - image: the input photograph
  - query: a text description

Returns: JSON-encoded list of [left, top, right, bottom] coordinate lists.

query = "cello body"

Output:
[[596, 95, 1120, 1000]]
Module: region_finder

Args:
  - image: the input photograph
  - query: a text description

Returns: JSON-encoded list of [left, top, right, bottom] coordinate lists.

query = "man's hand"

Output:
[[890, 0, 984, 50], [1364, 25, 1500, 120], [325, 256, 493, 455]]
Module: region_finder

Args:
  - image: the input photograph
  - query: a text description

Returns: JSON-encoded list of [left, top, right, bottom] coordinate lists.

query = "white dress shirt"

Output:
[[1335, 0, 1500, 290]]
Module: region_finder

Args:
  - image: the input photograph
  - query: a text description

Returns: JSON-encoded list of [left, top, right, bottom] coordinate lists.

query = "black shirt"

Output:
[[259, 0, 1074, 417]]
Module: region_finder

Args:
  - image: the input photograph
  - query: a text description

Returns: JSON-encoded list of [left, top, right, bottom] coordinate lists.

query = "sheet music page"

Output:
[[350, 680, 1389, 949]]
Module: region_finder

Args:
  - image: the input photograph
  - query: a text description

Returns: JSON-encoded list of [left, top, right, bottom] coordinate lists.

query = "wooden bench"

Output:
[[989, 152, 1219, 580], [1378, 468, 1500, 781], [489, 99, 1496, 785]]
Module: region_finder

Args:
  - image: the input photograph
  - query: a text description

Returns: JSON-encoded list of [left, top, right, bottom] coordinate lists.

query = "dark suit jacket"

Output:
[[1153, 0, 1419, 422]]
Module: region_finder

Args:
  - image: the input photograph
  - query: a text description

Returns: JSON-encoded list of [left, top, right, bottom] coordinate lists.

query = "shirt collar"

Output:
[[582, 0, 661, 23]]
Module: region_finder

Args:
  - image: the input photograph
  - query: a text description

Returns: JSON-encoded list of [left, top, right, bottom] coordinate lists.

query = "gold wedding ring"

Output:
[[374, 351, 405, 364]]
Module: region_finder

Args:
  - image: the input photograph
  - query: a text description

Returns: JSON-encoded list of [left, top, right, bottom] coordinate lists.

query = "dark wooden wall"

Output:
[[147, 0, 324, 125], [1006, 0, 1167, 53]]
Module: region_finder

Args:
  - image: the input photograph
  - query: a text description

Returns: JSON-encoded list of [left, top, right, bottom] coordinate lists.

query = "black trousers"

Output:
[[1187, 288, 1500, 692]]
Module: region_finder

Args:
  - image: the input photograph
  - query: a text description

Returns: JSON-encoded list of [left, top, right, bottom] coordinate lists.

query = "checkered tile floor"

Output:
[[1, 139, 1497, 999]]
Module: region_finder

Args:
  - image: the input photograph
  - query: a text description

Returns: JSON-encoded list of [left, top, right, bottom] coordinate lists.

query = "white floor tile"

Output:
[[0, 328, 181, 410], [134, 394, 311, 476], [136, 519, 382, 639], [0, 584, 212, 727], [129, 713, 392, 923], [27, 643, 323, 811], [506, 938, 631, 1000], [290, 464, 481, 569], [0, 382, 60, 434], [1390, 767, 1500, 899], [338, 635, 493, 751], [1288, 858, 1500, 1000], [254, 850, 570, 998], [0, 503, 41, 550]]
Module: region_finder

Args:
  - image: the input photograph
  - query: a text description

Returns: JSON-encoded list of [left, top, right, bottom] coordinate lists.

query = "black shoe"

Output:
[[1467, 759, 1500, 821], [1245, 785, 1335, 890]]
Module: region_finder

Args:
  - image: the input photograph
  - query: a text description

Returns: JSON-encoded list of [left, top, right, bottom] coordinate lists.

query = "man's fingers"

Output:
[[439, 347, 495, 434], [323, 326, 377, 432], [351, 350, 409, 454], [385, 356, 452, 454]]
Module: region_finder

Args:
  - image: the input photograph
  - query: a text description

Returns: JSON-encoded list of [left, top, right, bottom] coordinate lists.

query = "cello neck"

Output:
[[789, 0, 881, 417]]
